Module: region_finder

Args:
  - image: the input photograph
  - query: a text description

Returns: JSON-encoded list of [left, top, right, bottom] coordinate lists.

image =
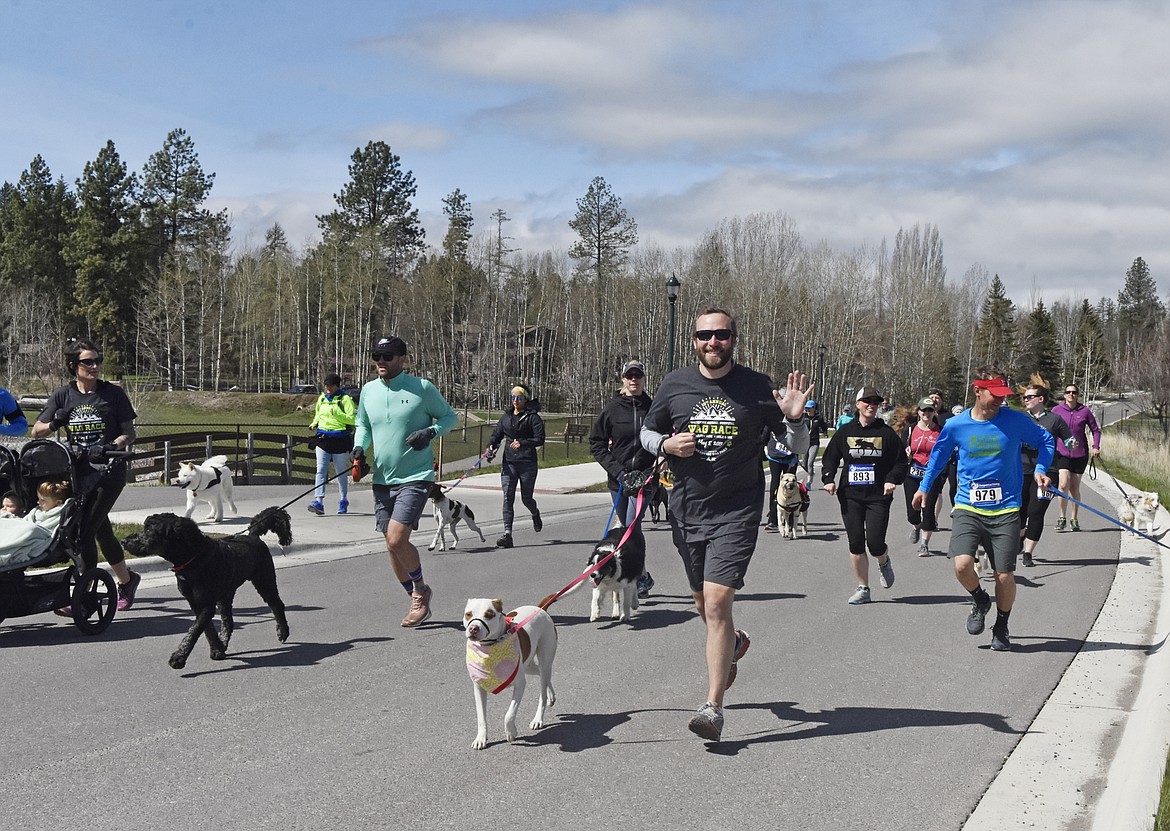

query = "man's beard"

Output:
[[696, 342, 733, 371]]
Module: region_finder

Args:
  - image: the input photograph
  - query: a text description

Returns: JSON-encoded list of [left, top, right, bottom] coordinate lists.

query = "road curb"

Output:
[[962, 476, 1170, 829]]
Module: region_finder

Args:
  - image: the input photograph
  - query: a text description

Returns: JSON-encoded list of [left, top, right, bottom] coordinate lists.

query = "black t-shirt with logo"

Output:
[[644, 363, 808, 526], [40, 380, 137, 448]]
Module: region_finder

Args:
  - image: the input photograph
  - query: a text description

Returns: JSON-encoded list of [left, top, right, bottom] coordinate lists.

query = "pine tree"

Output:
[[568, 176, 638, 283], [1116, 256, 1163, 359], [316, 140, 425, 276], [140, 128, 217, 262], [1072, 300, 1110, 389], [1017, 301, 1062, 386], [0, 155, 76, 295], [63, 140, 144, 370], [568, 176, 638, 383], [974, 274, 1017, 376]]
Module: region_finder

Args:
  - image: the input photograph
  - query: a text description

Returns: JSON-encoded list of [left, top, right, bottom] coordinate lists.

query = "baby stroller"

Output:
[[0, 439, 122, 635]]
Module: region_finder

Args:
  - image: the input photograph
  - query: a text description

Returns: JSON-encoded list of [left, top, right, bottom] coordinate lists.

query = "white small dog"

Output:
[[427, 483, 486, 551], [177, 455, 237, 522], [464, 598, 557, 750], [1119, 491, 1160, 537]]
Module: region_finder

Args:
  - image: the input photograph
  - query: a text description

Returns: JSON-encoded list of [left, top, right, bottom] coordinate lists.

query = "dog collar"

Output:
[[171, 555, 197, 573]]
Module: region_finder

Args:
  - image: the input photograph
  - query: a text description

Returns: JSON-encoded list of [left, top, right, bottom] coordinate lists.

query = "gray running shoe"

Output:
[[878, 555, 895, 589], [1055, 516, 1067, 531], [1070, 518, 1080, 532], [917, 541, 930, 557], [848, 585, 871, 605], [687, 701, 724, 741], [967, 594, 993, 635], [910, 526, 920, 544], [990, 625, 1012, 651]]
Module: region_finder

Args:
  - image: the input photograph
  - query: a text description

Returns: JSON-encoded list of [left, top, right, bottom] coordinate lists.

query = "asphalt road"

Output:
[[1, 478, 1120, 831]]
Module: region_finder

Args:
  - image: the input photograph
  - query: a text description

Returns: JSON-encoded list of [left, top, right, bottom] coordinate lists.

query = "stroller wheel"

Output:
[[70, 568, 117, 635]]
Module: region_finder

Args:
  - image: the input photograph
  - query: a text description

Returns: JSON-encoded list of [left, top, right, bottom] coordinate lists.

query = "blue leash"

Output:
[[1048, 487, 1170, 550]]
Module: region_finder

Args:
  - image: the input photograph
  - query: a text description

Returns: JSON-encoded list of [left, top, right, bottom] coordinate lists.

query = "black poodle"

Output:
[[124, 507, 292, 669]]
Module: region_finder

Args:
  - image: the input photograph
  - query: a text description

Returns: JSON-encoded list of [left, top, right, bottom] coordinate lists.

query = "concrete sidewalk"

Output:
[[105, 462, 1170, 828]]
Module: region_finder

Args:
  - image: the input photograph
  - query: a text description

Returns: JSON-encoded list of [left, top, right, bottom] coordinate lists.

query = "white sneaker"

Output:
[[848, 585, 871, 605]]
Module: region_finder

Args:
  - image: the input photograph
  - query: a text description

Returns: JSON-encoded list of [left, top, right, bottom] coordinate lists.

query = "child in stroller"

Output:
[[2, 490, 21, 516], [0, 441, 119, 634], [0, 480, 72, 570]]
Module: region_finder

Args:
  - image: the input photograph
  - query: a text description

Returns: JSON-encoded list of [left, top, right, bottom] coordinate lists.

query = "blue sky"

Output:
[[3, 0, 1167, 303]]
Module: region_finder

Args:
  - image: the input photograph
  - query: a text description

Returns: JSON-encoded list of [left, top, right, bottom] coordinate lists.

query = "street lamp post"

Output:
[[817, 342, 826, 399], [666, 273, 681, 372]]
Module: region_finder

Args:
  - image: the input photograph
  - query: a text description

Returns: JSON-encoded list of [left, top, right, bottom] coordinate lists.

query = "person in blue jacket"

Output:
[[913, 366, 1054, 653], [0, 387, 28, 437]]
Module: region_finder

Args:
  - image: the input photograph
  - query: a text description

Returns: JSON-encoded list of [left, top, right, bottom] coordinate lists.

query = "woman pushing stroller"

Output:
[[31, 339, 141, 610]]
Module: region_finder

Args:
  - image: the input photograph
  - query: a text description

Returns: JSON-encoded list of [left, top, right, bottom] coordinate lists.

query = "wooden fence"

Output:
[[130, 425, 316, 485]]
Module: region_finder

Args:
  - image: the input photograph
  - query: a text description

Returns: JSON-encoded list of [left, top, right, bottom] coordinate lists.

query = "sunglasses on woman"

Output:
[[77, 357, 102, 367]]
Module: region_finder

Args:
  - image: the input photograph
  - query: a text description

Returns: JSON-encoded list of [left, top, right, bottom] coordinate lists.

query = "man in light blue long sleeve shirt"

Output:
[[913, 366, 1054, 653], [354, 336, 458, 628]]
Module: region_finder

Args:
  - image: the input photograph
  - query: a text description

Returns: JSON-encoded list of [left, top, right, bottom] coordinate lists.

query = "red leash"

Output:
[[532, 484, 649, 615]]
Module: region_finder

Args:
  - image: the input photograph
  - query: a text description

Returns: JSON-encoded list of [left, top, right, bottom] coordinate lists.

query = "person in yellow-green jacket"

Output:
[[308, 373, 357, 516]]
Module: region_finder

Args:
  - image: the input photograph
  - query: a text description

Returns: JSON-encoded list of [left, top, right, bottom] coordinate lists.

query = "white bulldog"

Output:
[[464, 598, 557, 750]]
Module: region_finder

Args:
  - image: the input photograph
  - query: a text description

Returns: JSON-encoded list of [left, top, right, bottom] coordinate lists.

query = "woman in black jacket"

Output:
[[589, 359, 656, 595], [486, 383, 546, 548]]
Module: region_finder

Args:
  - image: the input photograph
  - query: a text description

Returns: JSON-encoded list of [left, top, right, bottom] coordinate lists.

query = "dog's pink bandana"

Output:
[[466, 622, 521, 694]]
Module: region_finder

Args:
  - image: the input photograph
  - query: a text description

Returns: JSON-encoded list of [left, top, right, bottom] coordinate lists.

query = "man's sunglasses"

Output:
[[372, 351, 401, 361], [1023, 393, 1042, 400], [694, 329, 733, 342], [77, 357, 102, 367], [858, 397, 883, 406]]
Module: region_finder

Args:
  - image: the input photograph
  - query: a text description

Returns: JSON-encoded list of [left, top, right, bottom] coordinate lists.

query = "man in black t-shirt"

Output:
[[641, 307, 811, 742]]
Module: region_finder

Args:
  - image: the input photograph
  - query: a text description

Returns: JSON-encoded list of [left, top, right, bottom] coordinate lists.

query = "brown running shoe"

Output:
[[401, 584, 433, 627]]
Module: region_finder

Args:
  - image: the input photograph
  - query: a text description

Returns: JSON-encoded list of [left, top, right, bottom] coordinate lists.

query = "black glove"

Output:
[[405, 427, 436, 451], [49, 408, 71, 431], [620, 469, 650, 493], [85, 444, 107, 463], [484, 446, 497, 462], [351, 446, 370, 481]]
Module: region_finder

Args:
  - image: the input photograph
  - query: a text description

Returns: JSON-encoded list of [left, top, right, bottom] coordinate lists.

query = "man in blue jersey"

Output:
[[354, 336, 458, 628], [913, 366, 1054, 652], [0, 386, 29, 437]]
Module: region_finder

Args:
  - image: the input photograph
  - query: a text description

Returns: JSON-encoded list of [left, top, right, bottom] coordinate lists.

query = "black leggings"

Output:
[[80, 465, 127, 570], [902, 476, 940, 531], [839, 495, 892, 556], [500, 459, 539, 533], [1019, 480, 1054, 542]]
